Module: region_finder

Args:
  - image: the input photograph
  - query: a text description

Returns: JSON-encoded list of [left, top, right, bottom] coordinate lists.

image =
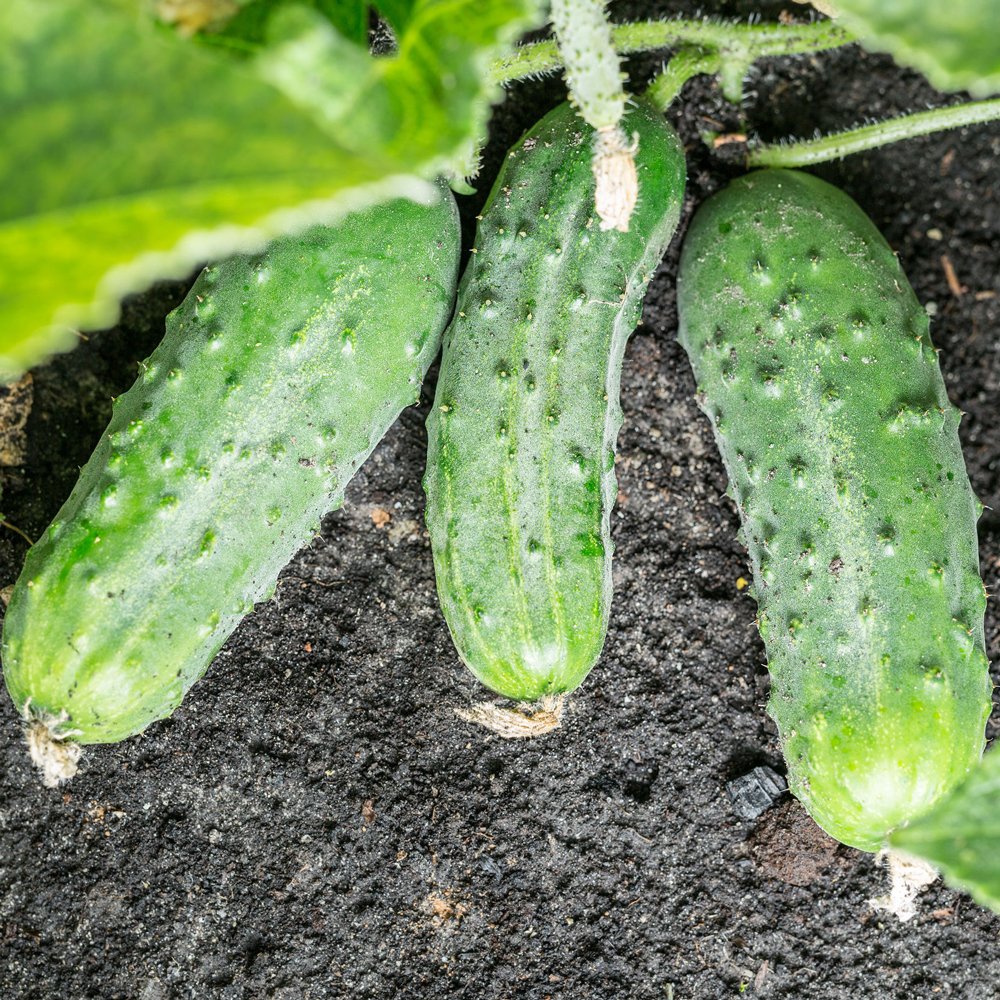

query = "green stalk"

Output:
[[549, 0, 626, 130], [491, 17, 853, 85], [645, 48, 723, 112], [748, 98, 1000, 167]]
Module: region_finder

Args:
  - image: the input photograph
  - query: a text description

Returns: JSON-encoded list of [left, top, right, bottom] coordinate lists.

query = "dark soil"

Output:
[[2, 3, 1000, 998]]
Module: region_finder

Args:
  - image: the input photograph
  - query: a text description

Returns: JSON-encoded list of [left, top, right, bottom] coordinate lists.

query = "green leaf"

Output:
[[0, 0, 540, 378], [204, 0, 372, 51], [834, 0, 1000, 96], [372, 0, 418, 33], [891, 749, 1000, 914], [181, 0, 417, 50], [256, 2, 534, 166]]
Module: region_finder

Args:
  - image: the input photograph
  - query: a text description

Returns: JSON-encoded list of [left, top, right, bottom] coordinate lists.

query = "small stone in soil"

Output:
[[727, 765, 788, 820], [622, 756, 660, 802]]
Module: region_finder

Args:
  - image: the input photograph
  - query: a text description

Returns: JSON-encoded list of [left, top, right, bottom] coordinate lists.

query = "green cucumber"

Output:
[[424, 99, 685, 705], [677, 169, 992, 852], [3, 190, 460, 777]]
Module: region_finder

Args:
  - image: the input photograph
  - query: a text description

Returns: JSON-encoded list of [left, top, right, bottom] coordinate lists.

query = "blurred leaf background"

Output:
[[0, 0, 540, 377]]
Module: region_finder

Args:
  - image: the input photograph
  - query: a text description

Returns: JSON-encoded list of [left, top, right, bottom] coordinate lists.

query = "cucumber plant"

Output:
[[676, 169, 992, 855], [424, 98, 685, 712], [4, 0, 1000, 928], [2, 191, 460, 784]]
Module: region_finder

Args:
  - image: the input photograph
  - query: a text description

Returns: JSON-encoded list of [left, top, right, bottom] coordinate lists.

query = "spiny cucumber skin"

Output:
[[677, 169, 992, 852], [424, 100, 685, 702], [2, 192, 460, 744]]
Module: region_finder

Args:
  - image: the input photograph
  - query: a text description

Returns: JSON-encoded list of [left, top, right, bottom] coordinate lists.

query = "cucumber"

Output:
[[3, 190, 460, 776], [677, 169, 992, 852], [424, 99, 685, 705]]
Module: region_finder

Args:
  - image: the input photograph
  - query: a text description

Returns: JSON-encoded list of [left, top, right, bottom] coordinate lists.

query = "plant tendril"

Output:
[[747, 99, 1000, 167], [645, 48, 722, 112], [492, 17, 853, 86]]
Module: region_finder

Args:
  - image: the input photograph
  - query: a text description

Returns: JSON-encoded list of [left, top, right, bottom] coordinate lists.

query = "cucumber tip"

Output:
[[869, 849, 938, 922], [455, 694, 566, 738], [21, 702, 83, 787]]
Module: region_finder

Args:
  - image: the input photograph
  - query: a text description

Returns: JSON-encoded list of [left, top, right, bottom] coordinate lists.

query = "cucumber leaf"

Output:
[[182, 0, 372, 49], [891, 749, 1000, 914], [0, 0, 539, 378], [371, 0, 420, 32], [833, 0, 1000, 96]]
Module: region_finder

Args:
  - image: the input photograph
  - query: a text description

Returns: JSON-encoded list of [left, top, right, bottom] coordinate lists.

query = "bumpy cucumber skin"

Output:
[[424, 100, 685, 702], [3, 193, 460, 744], [677, 169, 992, 852]]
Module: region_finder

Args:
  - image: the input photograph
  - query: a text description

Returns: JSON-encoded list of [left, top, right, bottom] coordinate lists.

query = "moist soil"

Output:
[[2, 3, 999, 997]]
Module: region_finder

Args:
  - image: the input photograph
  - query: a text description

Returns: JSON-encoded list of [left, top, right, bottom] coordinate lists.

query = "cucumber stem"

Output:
[[491, 17, 853, 86], [550, 0, 627, 131], [455, 695, 566, 738], [747, 98, 1000, 167], [548, 0, 636, 230], [592, 126, 638, 232], [645, 47, 722, 111]]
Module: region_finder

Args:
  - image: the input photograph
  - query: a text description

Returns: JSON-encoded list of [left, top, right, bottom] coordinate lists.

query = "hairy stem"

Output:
[[645, 48, 723, 111], [492, 17, 853, 85], [748, 98, 1000, 167], [550, 0, 626, 130]]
